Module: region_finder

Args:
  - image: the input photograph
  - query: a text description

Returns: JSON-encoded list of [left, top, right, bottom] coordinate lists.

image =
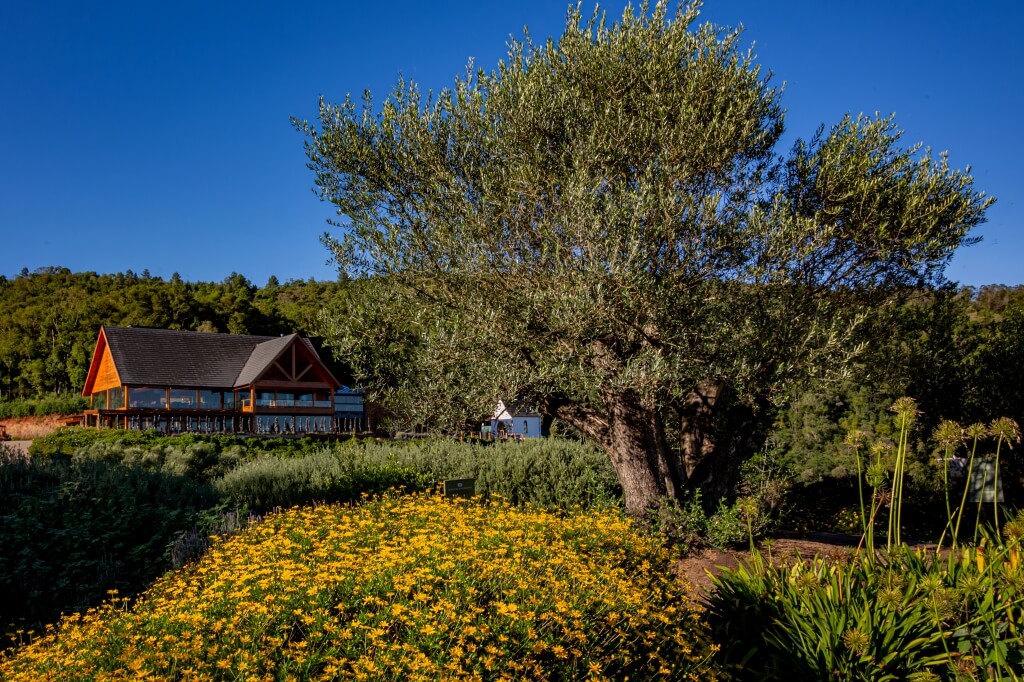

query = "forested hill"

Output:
[[0, 267, 345, 399]]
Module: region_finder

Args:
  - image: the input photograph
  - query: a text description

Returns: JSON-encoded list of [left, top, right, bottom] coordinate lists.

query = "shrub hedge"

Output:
[[0, 444, 218, 635]]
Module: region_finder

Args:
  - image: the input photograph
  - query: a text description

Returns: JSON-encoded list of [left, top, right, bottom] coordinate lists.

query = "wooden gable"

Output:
[[82, 327, 121, 395], [249, 336, 339, 389]]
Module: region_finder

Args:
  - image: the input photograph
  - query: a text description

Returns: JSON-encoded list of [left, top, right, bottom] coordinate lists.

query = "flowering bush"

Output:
[[1, 494, 719, 680]]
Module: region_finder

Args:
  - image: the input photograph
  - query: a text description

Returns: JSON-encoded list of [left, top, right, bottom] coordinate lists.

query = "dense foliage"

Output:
[[0, 444, 218, 635], [0, 395, 87, 420], [29, 428, 343, 461], [218, 438, 619, 513], [0, 494, 720, 680], [771, 286, 1024, 488]]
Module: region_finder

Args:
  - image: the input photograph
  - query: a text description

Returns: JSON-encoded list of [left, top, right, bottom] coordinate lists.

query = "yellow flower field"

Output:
[[1, 493, 719, 680]]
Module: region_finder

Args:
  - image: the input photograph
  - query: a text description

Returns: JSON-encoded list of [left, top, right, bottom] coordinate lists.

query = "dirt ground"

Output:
[[676, 535, 858, 597], [0, 413, 77, 440]]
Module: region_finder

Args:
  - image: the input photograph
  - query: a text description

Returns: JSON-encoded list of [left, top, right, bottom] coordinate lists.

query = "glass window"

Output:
[[169, 389, 198, 410], [256, 391, 275, 407], [108, 388, 124, 410], [199, 390, 219, 409], [222, 392, 235, 409], [129, 387, 166, 409], [92, 391, 107, 410]]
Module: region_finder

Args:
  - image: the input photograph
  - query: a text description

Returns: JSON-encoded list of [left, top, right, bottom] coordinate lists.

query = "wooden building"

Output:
[[81, 326, 345, 434]]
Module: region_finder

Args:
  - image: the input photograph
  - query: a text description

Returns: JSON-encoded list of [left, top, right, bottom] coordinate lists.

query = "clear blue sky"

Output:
[[1, 1, 1019, 287]]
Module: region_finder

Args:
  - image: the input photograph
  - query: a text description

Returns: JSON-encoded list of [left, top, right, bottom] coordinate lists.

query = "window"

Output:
[[108, 388, 124, 410], [169, 389, 198, 410], [199, 390, 219, 409], [129, 387, 166, 409]]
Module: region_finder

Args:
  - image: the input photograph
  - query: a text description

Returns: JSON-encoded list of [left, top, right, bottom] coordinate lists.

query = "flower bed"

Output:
[[1, 493, 719, 680]]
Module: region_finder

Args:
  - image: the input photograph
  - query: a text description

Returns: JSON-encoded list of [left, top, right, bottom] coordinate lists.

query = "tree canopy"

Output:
[[298, 2, 992, 515]]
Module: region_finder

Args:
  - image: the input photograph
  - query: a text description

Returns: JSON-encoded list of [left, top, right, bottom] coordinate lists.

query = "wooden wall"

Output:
[[91, 342, 121, 393]]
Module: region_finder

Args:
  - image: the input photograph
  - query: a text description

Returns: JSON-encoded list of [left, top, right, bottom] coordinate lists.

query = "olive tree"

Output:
[[297, 2, 991, 516]]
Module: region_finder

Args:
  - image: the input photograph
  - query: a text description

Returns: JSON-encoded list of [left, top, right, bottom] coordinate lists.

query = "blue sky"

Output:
[[1, 1, 1019, 287]]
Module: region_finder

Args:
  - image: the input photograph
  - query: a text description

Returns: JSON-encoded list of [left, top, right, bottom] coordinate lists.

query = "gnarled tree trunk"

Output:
[[679, 380, 725, 478], [542, 389, 686, 518], [542, 379, 756, 517]]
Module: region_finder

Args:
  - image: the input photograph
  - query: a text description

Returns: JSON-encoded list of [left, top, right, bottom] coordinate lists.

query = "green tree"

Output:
[[300, 3, 988, 515]]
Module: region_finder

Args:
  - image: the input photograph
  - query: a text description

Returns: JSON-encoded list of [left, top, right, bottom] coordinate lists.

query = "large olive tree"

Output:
[[297, 2, 991, 516]]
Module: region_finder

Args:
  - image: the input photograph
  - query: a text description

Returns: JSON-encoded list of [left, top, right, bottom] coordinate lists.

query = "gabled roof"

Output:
[[493, 398, 541, 420], [234, 334, 298, 387], [84, 326, 340, 394]]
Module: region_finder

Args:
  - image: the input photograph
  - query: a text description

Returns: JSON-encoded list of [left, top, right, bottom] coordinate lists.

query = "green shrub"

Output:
[[29, 429, 359, 464], [642, 492, 709, 555], [707, 520, 1024, 680], [216, 449, 434, 512], [706, 501, 748, 549], [216, 438, 619, 513], [0, 395, 88, 420], [0, 445, 217, 636], [32, 434, 619, 508], [71, 440, 245, 482], [644, 491, 758, 554], [28, 427, 163, 458], [329, 438, 621, 509]]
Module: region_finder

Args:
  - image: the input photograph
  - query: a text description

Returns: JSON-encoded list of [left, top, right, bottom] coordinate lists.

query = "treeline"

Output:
[[0, 267, 345, 399]]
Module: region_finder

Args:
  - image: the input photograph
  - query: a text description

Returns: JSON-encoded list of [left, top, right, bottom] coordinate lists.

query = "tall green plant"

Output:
[[861, 441, 893, 554], [932, 420, 963, 551], [989, 417, 1021, 530], [888, 397, 919, 548], [846, 429, 869, 542], [950, 423, 987, 547]]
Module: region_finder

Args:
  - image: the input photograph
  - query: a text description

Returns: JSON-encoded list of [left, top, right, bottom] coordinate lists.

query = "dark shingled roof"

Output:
[[234, 334, 298, 387], [101, 326, 329, 389]]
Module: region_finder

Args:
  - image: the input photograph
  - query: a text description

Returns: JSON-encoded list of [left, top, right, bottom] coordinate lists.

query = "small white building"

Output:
[[489, 399, 543, 438]]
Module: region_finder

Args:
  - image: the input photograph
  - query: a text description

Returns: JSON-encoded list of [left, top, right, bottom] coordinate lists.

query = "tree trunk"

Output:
[[543, 389, 686, 518], [679, 380, 724, 478], [682, 386, 761, 501]]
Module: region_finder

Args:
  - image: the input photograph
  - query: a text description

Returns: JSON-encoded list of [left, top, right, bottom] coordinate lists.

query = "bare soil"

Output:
[[676, 535, 858, 597], [0, 413, 77, 440]]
